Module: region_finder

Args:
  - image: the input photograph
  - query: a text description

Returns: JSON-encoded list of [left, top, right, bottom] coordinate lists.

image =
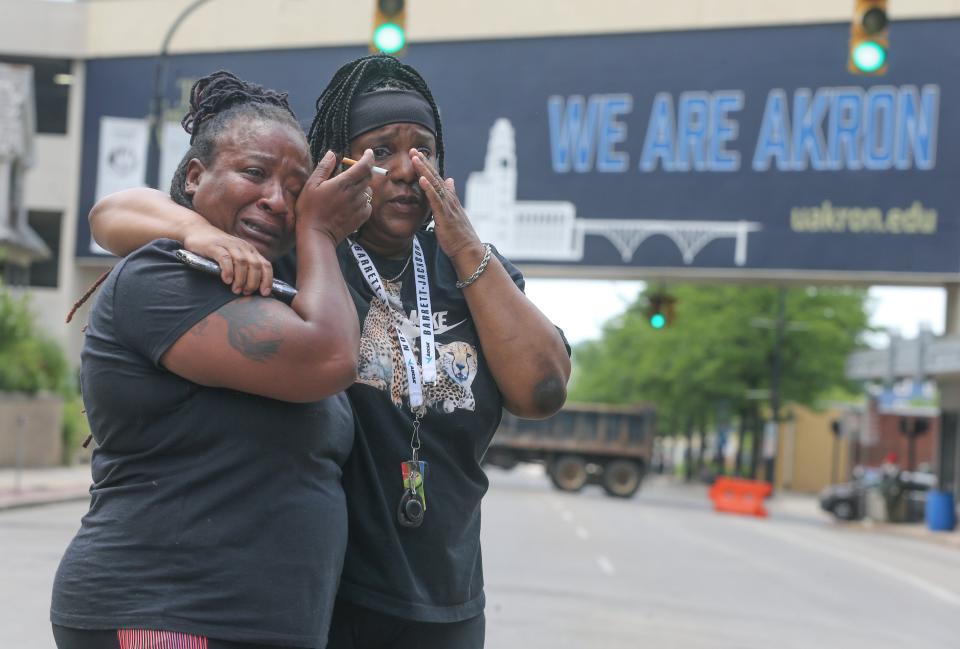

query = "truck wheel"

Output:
[[602, 460, 643, 498], [550, 455, 588, 492]]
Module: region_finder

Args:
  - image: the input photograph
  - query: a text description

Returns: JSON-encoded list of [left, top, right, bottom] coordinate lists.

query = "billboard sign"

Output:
[[76, 19, 960, 282]]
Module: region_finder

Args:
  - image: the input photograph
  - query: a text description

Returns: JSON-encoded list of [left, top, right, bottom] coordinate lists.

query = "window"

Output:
[[0, 56, 72, 135], [1, 261, 29, 287], [28, 210, 61, 288]]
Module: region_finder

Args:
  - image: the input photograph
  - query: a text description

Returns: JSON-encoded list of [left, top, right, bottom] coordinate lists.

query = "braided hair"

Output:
[[306, 54, 445, 176], [67, 71, 302, 327], [170, 70, 303, 208]]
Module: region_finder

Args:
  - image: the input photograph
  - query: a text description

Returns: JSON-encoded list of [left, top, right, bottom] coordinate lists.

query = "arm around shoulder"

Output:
[[89, 188, 207, 256]]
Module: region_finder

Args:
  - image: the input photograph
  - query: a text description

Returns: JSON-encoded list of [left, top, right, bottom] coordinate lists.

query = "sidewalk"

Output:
[[762, 485, 960, 548], [648, 474, 960, 549], [838, 515, 960, 549], [0, 465, 92, 511]]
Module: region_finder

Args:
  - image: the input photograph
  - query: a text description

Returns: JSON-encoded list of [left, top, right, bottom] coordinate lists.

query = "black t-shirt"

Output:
[[333, 231, 525, 623], [51, 239, 354, 648]]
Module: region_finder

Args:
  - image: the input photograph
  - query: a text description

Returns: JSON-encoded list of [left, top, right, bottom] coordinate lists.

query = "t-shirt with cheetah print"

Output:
[[332, 230, 539, 623]]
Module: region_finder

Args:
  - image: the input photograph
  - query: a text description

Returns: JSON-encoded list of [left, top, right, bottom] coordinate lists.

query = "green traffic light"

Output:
[[650, 313, 666, 329], [852, 41, 886, 73], [373, 23, 405, 53]]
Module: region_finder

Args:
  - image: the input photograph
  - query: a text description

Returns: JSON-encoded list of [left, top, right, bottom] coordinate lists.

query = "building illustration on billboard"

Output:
[[466, 118, 762, 266]]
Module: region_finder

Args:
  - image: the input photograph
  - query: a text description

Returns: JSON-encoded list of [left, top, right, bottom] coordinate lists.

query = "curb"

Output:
[[833, 518, 960, 549], [0, 487, 90, 512]]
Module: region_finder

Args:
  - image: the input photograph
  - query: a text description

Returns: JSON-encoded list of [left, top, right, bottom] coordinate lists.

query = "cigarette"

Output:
[[341, 157, 388, 176]]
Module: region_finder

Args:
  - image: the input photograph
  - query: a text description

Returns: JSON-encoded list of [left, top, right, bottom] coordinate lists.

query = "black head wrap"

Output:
[[348, 89, 437, 140]]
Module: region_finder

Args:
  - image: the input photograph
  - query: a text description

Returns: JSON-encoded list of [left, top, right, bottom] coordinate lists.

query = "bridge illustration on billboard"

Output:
[[466, 119, 761, 266]]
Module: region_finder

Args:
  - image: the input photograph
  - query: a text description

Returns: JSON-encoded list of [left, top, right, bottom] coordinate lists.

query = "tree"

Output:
[[570, 285, 870, 477], [0, 287, 69, 394]]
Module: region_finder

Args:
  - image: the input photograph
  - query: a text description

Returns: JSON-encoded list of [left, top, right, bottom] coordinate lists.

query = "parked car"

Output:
[[819, 467, 937, 522], [819, 469, 880, 520]]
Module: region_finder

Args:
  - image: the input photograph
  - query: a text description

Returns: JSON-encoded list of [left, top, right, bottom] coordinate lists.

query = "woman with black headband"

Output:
[[88, 54, 571, 649]]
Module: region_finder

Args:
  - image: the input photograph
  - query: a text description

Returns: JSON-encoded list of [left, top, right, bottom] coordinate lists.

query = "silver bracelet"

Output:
[[455, 243, 492, 289]]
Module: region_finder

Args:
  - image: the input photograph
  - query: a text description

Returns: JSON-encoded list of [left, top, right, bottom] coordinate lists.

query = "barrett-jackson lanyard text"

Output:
[[349, 235, 436, 409]]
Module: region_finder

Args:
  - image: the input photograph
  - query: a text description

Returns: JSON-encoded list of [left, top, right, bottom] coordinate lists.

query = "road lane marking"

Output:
[[596, 555, 615, 576], [575, 526, 590, 540], [747, 521, 960, 608]]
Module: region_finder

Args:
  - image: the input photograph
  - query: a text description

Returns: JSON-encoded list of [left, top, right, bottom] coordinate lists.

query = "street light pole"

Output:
[[13, 414, 26, 494], [146, 0, 214, 188]]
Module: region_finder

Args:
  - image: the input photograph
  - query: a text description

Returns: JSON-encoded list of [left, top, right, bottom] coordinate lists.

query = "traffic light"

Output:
[[898, 417, 930, 439], [644, 291, 676, 330], [848, 0, 888, 75], [371, 0, 406, 55]]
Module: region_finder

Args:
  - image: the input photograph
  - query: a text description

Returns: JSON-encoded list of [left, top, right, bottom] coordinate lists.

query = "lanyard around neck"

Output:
[[349, 235, 437, 409]]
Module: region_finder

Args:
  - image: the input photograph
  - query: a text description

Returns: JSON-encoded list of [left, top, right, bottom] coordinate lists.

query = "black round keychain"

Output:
[[397, 469, 425, 528], [397, 409, 427, 528]]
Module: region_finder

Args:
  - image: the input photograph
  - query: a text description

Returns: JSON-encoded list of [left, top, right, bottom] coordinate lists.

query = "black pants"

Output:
[[52, 624, 310, 649], [325, 598, 485, 649]]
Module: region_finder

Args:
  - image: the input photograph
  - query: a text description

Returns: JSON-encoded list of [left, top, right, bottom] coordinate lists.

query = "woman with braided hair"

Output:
[[51, 70, 376, 649], [88, 54, 571, 649]]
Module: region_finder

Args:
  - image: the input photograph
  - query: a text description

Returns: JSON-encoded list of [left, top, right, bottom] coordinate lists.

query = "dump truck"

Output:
[[484, 402, 656, 498]]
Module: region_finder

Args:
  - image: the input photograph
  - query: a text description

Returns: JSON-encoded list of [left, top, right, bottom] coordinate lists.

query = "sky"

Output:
[[523, 279, 947, 347]]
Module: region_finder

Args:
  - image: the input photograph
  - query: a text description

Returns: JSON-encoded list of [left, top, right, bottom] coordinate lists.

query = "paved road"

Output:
[[2, 469, 958, 648], [1, 500, 82, 648], [482, 467, 960, 649]]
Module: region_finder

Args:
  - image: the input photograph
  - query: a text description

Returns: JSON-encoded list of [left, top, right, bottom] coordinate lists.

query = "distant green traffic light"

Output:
[[852, 41, 886, 73], [644, 290, 675, 329], [373, 23, 405, 54]]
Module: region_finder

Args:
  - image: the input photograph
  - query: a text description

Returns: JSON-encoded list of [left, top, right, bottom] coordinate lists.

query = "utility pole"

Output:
[[146, 0, 214, 188], [14, 414, 26, 494], [830, 419, 842, 484], [765, 288, 785, 486]]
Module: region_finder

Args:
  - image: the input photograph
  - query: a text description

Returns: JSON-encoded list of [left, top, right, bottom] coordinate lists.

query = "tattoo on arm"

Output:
[[215, 298, 284, 362]]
